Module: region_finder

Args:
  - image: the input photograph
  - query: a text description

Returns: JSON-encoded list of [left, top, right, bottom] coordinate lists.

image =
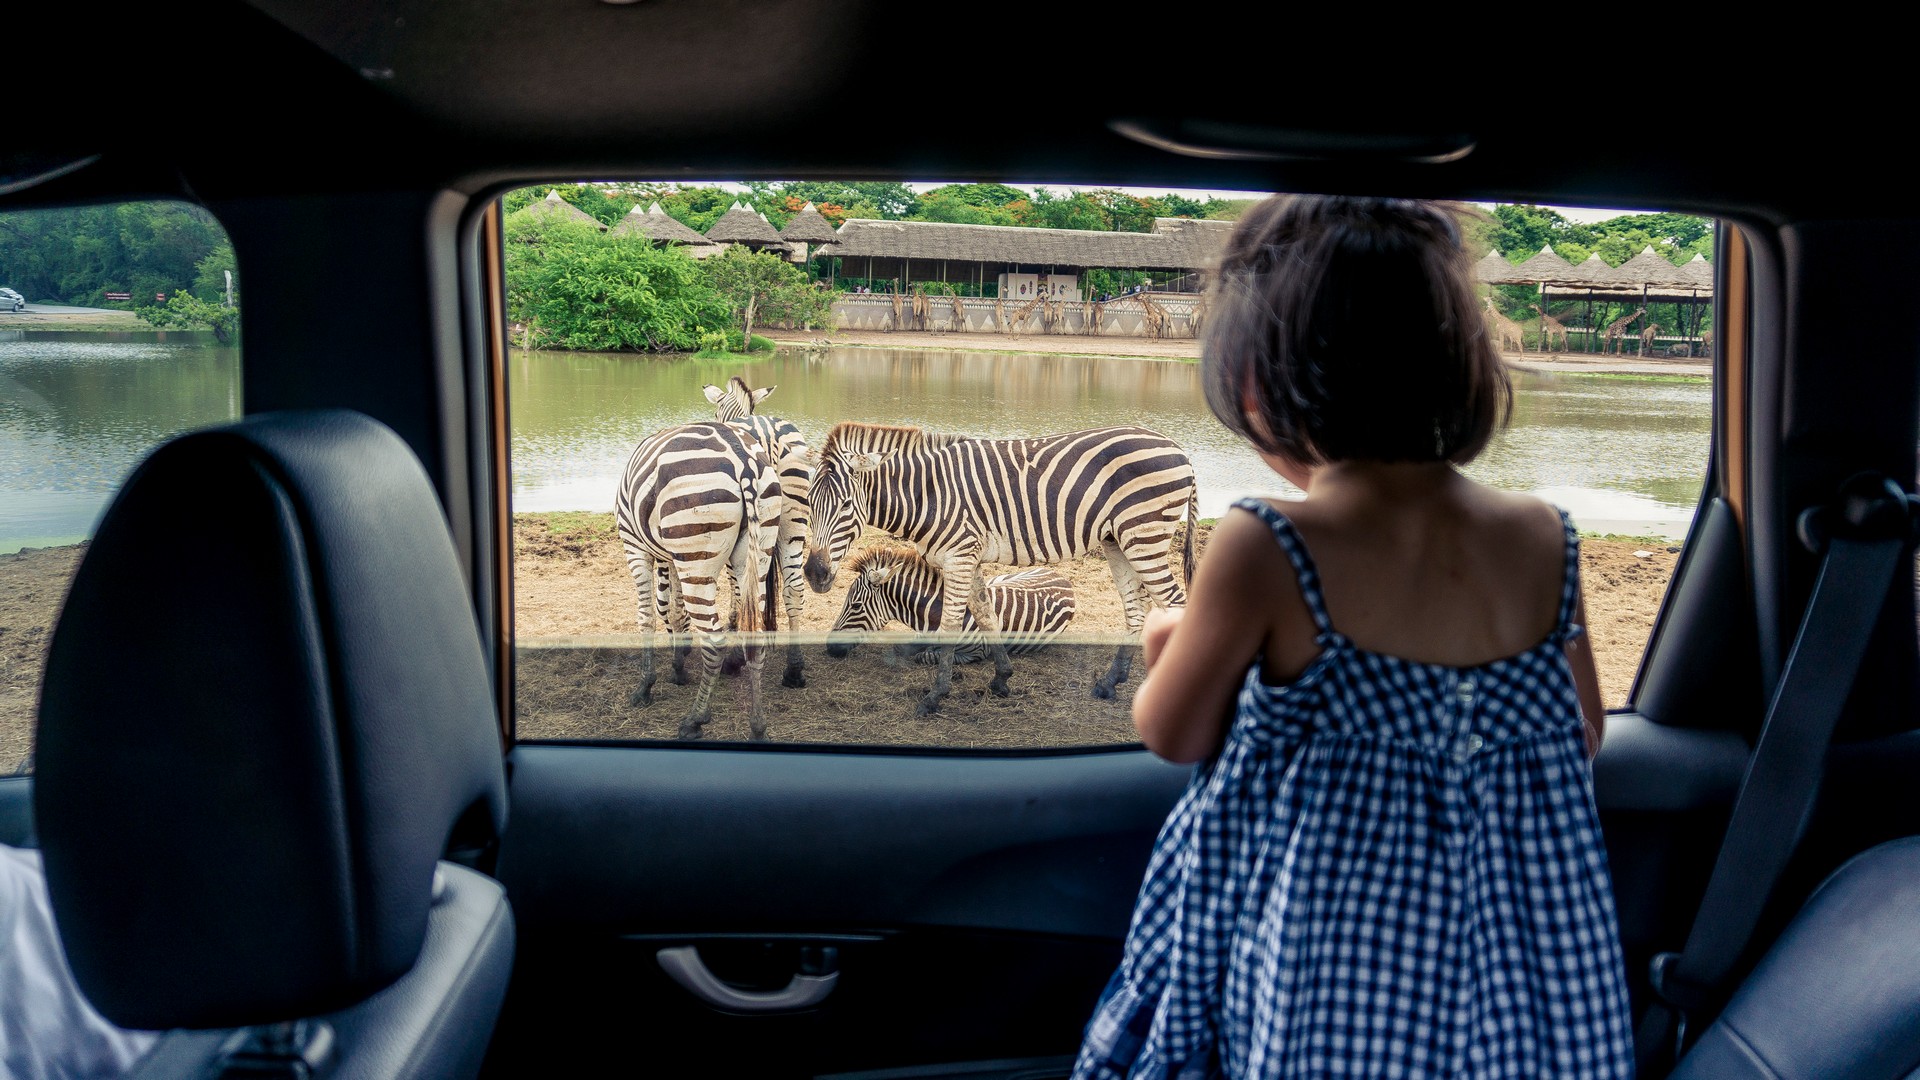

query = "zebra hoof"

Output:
[[915, 694, 945, 717], [676, 714, 709, 740], [1091, 680, 1117, 700], [720, 650, 747, 677], [670, 666, 690, 686], [631, 683, 655, 707], [782, 665, 807, 689], [989, 675, 1011, 697]]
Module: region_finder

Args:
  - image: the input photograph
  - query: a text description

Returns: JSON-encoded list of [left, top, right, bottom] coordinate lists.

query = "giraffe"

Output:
[[1601, 307, 1645, 355], [1530, 304, 1574, 355], [1700, 328, 1714, 357], [1639, 322, 1660, 356], [1483, 296, 1524, 355]]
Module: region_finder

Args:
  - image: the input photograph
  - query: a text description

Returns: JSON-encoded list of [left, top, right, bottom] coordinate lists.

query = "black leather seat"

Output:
[[1670, 836, 1920, 1079], [34, 410, 513, 1078]]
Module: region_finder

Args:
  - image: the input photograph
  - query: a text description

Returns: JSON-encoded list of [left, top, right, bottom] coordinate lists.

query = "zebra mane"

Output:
[[844, 542, 931, 577], [727, 375, 755, 411], [821, 421, 966, 456]]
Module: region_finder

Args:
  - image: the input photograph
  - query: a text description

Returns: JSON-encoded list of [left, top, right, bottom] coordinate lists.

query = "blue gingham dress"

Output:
[[1075, 498, 1634, 1079]]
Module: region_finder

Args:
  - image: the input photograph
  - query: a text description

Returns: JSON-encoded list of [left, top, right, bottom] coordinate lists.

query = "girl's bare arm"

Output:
[[1564, 587, 1606, 756], [1132, 509, 1276, 763]]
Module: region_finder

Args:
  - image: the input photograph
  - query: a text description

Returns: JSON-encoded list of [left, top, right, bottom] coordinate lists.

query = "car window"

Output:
[[499, 183, 1711, 750], [1, 201, 241, 776]]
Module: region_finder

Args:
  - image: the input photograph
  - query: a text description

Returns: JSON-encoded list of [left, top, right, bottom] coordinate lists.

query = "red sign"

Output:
[[105, 291, 132, 301], [155, 293, 167, 302]]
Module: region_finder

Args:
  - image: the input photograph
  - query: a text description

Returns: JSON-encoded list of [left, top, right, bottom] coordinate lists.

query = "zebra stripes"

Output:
[[805, 421, 1195, 714], [703, 376, 810, 688], [614, 419, 780, 740], [829, 545, 1076, 664]]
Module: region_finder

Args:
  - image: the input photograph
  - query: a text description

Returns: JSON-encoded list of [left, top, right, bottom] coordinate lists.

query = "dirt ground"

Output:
[[772, 330, 1712, 377], [0, 517, 1677, 768], [0, 309, 150, 332], [509, 513, 1675, 748]]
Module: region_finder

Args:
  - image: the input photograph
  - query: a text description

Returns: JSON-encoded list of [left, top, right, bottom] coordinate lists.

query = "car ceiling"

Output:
[[3, 2, 1900, 223]]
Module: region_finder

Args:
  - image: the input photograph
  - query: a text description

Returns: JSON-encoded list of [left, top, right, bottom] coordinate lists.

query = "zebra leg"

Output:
[[1094, 542, 1150, 699], [964, 574, 1013, 697], [917, 553, 979, 716], [630, 556, 667, 707], [662, 566, 692, 685], [676, 572, 726, 739], [781, 561, 807, 689]]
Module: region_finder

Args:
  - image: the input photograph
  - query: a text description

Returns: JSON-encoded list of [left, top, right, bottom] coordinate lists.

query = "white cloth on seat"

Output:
[[0, 844, 156, 1080]]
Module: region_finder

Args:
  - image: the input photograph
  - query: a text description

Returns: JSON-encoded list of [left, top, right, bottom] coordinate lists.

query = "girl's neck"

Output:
[[1303, 459, 1461, 504]]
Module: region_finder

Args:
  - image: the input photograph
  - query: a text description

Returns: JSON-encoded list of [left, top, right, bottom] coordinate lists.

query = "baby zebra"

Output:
[[704, 376, 810, 689], [829, 545, 1076, 663]]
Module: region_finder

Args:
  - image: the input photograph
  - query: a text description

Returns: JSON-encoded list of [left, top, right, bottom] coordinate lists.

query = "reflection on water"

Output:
[[510, 347, 1711, 537], [0, 340, 1709, 554], [0, 335, 239, 552]]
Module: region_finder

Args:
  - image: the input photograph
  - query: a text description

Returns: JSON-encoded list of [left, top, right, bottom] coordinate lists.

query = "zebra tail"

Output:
[[1183, 487, 1198, 589]]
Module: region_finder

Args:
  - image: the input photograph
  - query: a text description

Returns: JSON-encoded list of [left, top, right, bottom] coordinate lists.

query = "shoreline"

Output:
[[768, 329, 1712, 376]]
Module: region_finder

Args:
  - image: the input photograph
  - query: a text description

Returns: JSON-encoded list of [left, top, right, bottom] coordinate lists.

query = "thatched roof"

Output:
[[1602, 245, 1695, 289], [1557, 252, 1616, 286], [1676, 253, 1714, 289], [815, 216, 1232, 271], [706, 203, 785, 246], [780, 201, 837, 243], [512, 189, 606, 231], [1510, 244, 1577, 284], [610, 202, 715, 246], [1475, 249, 1528, 284]]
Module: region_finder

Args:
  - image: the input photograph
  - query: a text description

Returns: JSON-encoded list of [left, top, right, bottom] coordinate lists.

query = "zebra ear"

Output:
[[849, 451, 888, 473], [751, 386, 776, 407], [866, 562, 896, 583], [701, 384, 725, 405]]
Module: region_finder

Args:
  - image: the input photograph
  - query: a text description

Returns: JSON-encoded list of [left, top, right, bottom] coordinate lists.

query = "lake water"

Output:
[[0, 338, 1710, 554], [0, 332, 239, 552], [508, 347, 1711, 538]]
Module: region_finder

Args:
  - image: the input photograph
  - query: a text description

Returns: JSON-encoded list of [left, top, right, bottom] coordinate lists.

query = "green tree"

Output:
[[700, 245, 831, 342], [137, 291, 239, 344], [504, 216, 724, 352]]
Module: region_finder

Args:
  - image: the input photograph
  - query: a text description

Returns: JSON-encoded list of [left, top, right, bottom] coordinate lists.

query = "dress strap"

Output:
[[1232, 497, 1337, 640], [1553, 506, 1583, 640]]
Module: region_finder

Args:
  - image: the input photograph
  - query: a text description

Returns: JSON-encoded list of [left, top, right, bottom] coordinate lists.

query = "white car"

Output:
[[0, 288, 24, 313]]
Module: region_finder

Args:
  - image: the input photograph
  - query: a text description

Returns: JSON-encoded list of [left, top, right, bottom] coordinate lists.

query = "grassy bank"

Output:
[[0, 310, 150, 332]]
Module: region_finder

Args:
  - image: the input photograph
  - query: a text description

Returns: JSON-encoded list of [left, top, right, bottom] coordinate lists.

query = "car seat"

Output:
[[1668, 835, 1920, 1078], [34, 409, 513, 1078]]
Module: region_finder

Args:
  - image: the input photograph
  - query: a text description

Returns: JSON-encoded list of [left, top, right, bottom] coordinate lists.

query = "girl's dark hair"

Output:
[[1202, 195, 1511, 465]]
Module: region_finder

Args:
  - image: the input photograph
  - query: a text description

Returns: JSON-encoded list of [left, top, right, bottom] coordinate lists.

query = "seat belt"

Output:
[[1636, 473, 1914, 1073]]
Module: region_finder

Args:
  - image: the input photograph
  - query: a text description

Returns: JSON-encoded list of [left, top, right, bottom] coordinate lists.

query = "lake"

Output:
[[0, 338, 1710, 553]]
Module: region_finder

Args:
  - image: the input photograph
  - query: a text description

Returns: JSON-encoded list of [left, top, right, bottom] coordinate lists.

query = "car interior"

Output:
[[5, 7, 1919, 1079]]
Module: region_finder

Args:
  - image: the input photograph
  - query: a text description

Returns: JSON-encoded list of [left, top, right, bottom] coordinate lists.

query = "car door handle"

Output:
[[655, 945, 839, 1012]]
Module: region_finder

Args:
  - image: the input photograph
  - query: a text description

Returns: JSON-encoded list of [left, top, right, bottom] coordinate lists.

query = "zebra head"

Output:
[[702, 376, 775, 422], [804, 443, 885, 593], [827, 547, 929, 657]]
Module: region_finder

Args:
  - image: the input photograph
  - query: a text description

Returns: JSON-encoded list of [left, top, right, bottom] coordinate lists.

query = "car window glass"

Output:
[[500, 183, 1711, 749], [1, 201, 241, 776]]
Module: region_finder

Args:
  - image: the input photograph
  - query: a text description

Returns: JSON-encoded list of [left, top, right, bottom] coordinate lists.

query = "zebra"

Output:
[[828, 544, 1076, 664], [702, 376, 810, 688], [615, 419, 781, 740], [804, 422, 1196, 715]]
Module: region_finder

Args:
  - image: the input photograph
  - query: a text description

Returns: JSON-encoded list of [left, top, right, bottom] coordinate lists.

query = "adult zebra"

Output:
[[703, 376, 810, 688], [615, 419, 781, 740], [829, 544, 1076, 664], [804, 422, 1196, 715]]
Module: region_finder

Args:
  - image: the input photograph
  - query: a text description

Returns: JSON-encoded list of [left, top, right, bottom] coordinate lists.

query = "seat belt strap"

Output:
[[1636, 473, 1911, 1071]]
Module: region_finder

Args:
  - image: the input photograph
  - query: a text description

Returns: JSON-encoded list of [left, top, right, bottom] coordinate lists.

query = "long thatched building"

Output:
[[814, 216, 1233, 298]]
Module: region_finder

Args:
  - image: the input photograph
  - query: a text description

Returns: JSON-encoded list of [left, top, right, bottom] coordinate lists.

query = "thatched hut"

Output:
[[813, 217, 1231, 295], [511, 189, 607, 232], [611, 202, 718, 254], [1475, 249, 1524, 285], [1511, 244, 1577, 285], [779, 201, 841, 270], [705, 203, 787, 250]]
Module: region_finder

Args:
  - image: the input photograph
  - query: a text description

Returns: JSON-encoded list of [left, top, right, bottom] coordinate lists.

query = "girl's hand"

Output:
[[1142, 606, 1185, 670]]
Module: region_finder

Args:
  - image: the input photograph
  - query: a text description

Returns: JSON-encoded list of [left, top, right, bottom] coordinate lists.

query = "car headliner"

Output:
[[2, 3, 1899, 222]]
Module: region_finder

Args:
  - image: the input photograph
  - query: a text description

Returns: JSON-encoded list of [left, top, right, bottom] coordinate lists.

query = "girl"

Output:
[[1075, 196, 1634, 1078]]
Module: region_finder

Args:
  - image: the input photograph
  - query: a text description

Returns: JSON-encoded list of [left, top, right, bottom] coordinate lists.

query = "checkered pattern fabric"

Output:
[[1074, 498, 1635, 1079]]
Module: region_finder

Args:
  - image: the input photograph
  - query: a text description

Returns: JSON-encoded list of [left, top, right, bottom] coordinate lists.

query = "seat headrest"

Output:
[[35, 410, 507, 1031]]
